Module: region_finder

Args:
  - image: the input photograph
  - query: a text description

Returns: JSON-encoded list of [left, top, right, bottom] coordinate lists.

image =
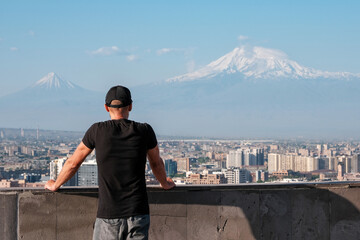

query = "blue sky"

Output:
[[1, 0, 359, 96]]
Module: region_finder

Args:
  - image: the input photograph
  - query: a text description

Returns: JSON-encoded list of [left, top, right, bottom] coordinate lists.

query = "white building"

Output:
[[49, 157, 67, 180], [76, 159, 98, 186], [225, 168, 249, 183], [226, 149, 243, 168], [50, 158, 98, 186], [268, 153, 319, 173], [227, 148, 264, 168]]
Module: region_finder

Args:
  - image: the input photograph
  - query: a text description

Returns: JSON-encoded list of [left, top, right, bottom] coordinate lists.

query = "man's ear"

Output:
[[104, 104, 110, 112], [128, 103, 132, 112]]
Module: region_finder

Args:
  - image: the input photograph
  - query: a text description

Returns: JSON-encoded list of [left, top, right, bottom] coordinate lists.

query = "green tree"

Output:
[[197, 157, 210, 164], [174, 173, 186, 178]]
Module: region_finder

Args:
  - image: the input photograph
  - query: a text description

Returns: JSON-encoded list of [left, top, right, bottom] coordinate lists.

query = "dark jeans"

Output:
[[93, 215, 150, 240]]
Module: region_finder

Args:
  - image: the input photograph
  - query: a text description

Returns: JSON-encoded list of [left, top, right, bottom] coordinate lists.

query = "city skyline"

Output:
[[2, 126, 360, 187]]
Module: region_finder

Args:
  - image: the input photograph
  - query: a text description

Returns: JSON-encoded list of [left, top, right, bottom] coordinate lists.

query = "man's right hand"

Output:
[[161, 177, 176, 190], [45, 179, 59, 192]]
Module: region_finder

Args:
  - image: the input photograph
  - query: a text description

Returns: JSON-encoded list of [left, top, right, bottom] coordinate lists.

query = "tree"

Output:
[[174, 173, 186, 178], [268, 176, 278, 182], [197, 157, 210, 164]]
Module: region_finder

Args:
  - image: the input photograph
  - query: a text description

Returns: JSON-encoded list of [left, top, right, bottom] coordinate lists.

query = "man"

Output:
[[45, 85, 175, 240]]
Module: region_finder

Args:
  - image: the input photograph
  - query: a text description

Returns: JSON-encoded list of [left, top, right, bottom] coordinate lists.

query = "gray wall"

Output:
[[1, 183, 360, 240]]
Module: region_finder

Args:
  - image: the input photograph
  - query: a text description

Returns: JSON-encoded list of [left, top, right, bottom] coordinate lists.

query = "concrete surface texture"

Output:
[[0, 183, 360, 240]]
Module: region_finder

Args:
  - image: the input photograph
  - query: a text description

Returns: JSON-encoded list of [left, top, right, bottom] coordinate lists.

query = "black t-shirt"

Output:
[[82, 119, 157, 218]]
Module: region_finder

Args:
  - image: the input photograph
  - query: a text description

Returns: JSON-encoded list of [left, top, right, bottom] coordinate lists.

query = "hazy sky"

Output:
[[1, 0, 359, 96]]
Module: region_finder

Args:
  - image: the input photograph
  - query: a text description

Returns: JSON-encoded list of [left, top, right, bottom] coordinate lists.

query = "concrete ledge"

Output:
[[0, 192, 17, 240], [1, 182, 360, 240]]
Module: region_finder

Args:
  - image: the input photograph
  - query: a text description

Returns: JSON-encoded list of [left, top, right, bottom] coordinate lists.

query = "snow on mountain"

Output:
[[167, 46, 358, 82], [0, 72, 104, 131], [32, 72, 79, 89]]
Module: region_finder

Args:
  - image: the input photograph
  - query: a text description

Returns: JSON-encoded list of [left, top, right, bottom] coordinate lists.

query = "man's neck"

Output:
[[110, 113, 129, 120], [111, 116, 128, 120]]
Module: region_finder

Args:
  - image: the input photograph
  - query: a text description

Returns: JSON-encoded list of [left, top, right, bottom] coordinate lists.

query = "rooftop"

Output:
[[1, 182, 360, 239]]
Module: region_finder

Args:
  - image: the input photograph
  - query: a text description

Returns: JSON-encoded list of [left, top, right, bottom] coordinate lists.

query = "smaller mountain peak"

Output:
[[33, 72, 77, 89]]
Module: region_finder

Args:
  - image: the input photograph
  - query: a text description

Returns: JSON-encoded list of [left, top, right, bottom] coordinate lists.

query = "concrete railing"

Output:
[[1, 182, 360, 240]]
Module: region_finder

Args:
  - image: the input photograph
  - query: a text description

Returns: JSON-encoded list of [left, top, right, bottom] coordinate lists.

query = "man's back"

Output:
[[82, 119, 157, 218], [45, 85, 175, 240]]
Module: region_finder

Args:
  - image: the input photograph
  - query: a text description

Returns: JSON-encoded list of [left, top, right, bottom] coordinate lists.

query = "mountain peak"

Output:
[[167, 46, 358, 82], [33, 72, 77, 89]]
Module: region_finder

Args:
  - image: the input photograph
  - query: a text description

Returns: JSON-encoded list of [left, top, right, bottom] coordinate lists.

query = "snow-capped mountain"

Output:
[[1, 46, 360, 137], [0, 73, 104, 131], [167, 46, 359, 82], [132, 45, 360, 138], [32, 72, 80, 89]]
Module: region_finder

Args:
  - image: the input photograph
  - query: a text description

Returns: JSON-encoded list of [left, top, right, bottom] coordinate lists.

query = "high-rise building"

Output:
[[269, 145, 279, 152], [254, 148, 264, 165], [243, 148, 264, 166], [342, 156, 352, 173], [50, 157, 67, 180], [334, 155, 359, 174], [351, 155, 360, 173], [0, 167, 4, 179], [20, 146, 32, 155], [225, 168, 250, 183], [227, 148, 264, 168], [268, 153, 319, 173], [317, 144, 323, 155], [173, 157, 190, 172], [261, 171, 269, 182], [76, 159, 98, 186], [325, 155, 359, 173], [298, 148, 310, 156], [225, 168, 237, 183], [50, 158, 98, 186], [243, 149, 251, 166], [165, 159, 177, 176], [337, 162, 344, 180], [268, 153, 280, 173], [226, 149, 243, 168], [318, 158, 327, 169], [305, 157, 318, 172], [328, 157, 339, 171], [256, 170, 268, 182], [5, 146, 20, 157]]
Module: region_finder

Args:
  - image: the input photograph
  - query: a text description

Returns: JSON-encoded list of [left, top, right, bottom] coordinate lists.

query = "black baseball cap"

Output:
[[105, 85, 132, 108]]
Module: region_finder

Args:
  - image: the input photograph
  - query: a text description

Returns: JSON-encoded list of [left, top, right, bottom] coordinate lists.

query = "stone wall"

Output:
[[1, 182, 360, 240]]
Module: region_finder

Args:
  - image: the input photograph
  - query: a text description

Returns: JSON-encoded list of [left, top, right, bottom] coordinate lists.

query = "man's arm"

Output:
[[45, 142, 93, 191], [147, 145, 175, 190]]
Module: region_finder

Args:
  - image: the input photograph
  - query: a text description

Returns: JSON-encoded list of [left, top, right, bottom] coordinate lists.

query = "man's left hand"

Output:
[[161, 177, 176, 190], [45, 180, 59, 192]]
